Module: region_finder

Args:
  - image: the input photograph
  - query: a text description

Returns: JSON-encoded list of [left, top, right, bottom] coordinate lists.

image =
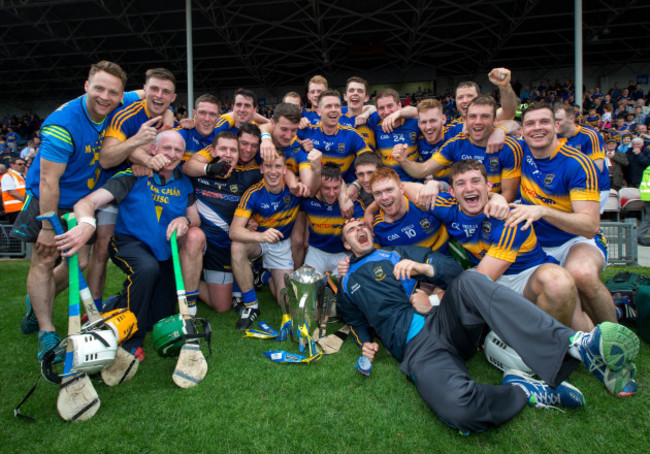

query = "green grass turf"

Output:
[[1, 260, 649, 453]]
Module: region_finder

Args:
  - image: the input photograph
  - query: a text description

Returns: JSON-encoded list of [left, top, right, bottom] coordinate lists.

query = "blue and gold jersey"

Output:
[[281, 137, 310, 176], [106, 168, 194, 261], [367, 112, 420, 182], [302, 108, 321, 126], [431, 192, 554, 274], [341, 107, 375, 151], [564, 125, 609, 191], [372, 198, 448, 253], [297, 123, 371, 182], [416, 125, 457, 162], [446, 120, 464, 138], [6, 131, 17, 146], [235, 180, 301, 238], [519, 138, 600, 247], [175, 126, 217, 162], [26, 92, 139, 208], [432, 134, 522, 189], [103, 98, 177, 183], [214, 113, 238, 135], [105, 99, 178, 143], [339, 107, 355, 128], [301, 195, 364, 253], [193, 165, 262, 246], [585, 114, 601, 128]]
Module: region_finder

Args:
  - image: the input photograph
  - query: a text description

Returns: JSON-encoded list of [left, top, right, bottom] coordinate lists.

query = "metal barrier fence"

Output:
[[0, 219, 642, 264], [0, 222, 26, 257], [601, 220, 637, 266]]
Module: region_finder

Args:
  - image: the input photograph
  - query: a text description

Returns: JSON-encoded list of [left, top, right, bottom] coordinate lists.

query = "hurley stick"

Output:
[[61, 213, 139, 386], [37, 211, 100, 422], [170, 231, 207, 388]]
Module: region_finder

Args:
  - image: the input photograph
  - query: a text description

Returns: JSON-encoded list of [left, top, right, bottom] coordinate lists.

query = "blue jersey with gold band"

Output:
[[367, 112, 421, 182], [585, 114, 601, 128], [519, 138, 600, 247], [281, 137, 310, 176], [235, 180, 301, 238], [214, 113, 239, 135], [297, 124, 372, 183], [432, 134, 522, 189], [339, 107, 355, 128], [105, 99, 178, 143], [372, 198, 448, 253], [193, 165, 262, 246], [302, 108, 321, 126], [175, 126, 216, 162], [563, 125, 610, 191], [341, 106, 376, 151], [416, 125, 457, 162], [431, 192, 555, 274], [301, 196, 353, 253], [446, 120, 464, 138], [105, 168, 195, 261], [26, 92, 139, 208], [103, 99, 178, 184]]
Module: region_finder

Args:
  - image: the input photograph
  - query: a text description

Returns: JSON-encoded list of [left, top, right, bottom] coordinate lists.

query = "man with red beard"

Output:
[[369, 167, 448, 253]]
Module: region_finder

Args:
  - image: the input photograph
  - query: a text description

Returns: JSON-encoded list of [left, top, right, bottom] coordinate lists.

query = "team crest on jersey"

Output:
[[544, 174, 555, 185], [420, 219, 431, 229], [373, 266, 386, 281], [489, 157, 499, 167], [230, 184, 238, 193], [284, 196, 291, 206], [480, 221, 492, 241], [338, 143, 345, 152], [409, 132, 416, 142]]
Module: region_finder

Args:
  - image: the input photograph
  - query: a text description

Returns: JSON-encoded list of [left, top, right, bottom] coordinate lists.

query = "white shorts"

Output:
[[96, 204, 118, 226], [599, 190, 609, 214], [304, 247, 349, 277], [542, 235, 607, 270], [260, 238, 293, 270], [203, 269, 233, 285], [496, 265, 540, 295]]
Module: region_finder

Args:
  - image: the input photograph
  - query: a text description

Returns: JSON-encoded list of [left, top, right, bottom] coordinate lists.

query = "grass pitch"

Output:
[[1, 260, 648, 453]]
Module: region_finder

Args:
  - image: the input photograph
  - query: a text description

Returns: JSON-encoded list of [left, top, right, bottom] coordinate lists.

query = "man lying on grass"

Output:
[[336, 218, 640, 435]]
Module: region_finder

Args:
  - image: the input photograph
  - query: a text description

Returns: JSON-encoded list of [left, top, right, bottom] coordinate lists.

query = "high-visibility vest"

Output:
[[1, 169, 25, 212], [640, 166, 650, 202], [516, 103, 529, 120]]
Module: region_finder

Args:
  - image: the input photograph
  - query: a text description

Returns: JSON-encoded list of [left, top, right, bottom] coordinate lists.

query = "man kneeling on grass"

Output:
[[55, 130, 200, 361], [337, 218, 640, 435]]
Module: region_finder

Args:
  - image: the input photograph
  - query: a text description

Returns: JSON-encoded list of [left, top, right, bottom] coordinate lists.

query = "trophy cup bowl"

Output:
[[283, 265, 325, 351]]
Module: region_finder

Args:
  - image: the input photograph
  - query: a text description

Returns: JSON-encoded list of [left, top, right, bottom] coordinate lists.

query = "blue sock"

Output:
[[261, 270, 271, 285], [94, 297, 103, 311], [186, 290, 199, 315], [242, 289, 259, 309], [232, 282, 242, 297]]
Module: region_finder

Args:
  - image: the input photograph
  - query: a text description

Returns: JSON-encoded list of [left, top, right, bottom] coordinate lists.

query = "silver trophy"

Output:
[[283, 265, 326, 355]]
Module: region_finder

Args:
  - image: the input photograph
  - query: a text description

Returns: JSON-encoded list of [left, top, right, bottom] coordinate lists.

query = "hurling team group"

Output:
[[11, 61, 641, 434]]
